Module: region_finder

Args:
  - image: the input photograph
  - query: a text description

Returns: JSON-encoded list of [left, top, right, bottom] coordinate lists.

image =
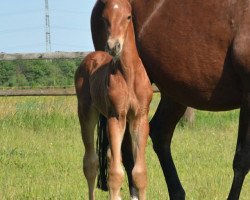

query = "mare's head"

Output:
[[101, 0, 132, 58]]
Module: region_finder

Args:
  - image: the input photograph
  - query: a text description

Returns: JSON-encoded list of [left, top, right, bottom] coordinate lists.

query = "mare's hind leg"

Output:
[[150, 95, 186, 200]]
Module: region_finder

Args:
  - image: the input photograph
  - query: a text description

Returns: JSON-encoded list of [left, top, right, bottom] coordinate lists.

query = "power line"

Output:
[[0, 9, 43, 17], [50, 9, 88, 15], [2, 43, 45, 49], [0, 25, 90, 34], [0, 27, 90, 38], [51, 26, 89, 32], [0, 9, 89, 17], [0, 27, 43, 34], [1, 43, 93, 52], [52, 43, 85, 48]]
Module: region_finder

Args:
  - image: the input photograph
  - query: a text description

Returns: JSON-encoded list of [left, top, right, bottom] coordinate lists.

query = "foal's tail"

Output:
[[96, 114, 109, 191]]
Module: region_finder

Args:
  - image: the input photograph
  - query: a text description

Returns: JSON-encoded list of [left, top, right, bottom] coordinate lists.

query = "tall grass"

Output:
[[0, 95, 249, 199]]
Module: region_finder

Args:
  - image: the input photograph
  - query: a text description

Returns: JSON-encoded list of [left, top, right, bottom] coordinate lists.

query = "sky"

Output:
[[0, 0, 96, 53]]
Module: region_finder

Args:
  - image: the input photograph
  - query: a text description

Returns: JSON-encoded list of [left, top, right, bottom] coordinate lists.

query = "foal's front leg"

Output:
[[122, 127, 139, 200], [129, 114, 149, 200], [107, 115, 126, 200]]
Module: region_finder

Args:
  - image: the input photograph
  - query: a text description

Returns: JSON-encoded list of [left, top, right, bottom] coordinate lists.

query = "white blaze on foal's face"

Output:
[[101, 0, 132, 55], [113, 4, 119, 9]]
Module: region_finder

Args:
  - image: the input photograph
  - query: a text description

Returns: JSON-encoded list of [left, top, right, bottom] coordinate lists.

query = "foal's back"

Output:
[[81, 51, 112, 76]]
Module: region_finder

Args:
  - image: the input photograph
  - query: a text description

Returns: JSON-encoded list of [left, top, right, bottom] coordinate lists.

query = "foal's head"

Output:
[[101, 0, 132, 57]]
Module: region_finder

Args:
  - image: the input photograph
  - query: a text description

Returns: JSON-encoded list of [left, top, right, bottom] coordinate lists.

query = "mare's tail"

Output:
[[96, 114, 109, 191]]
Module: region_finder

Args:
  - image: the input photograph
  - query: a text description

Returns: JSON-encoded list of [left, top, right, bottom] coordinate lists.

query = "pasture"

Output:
[[0, 94, 249, 199]]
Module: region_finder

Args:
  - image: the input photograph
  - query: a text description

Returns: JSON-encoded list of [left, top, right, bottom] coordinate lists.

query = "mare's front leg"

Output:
[[228, 29, 250, 199], [150, 96, 186, 200], [227, 73, 250, 200], [227, 88, 250, 200], [129, 114, 150, 200], [107, 114, 126, 200]]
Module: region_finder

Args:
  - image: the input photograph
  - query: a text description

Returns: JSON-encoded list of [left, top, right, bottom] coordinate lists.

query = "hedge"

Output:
[[0, 59, 82, 88]]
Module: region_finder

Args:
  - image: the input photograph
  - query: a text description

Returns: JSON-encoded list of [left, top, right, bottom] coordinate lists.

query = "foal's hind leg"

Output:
[[150, 96, 186, 200], [78, 103, 99, 200]]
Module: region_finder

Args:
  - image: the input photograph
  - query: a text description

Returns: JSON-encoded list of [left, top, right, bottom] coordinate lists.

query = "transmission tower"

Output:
[[45, 0, 51, 52]]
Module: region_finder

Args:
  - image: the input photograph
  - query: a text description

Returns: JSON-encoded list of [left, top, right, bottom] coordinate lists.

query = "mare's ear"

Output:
[[100, 0, 107, 3]]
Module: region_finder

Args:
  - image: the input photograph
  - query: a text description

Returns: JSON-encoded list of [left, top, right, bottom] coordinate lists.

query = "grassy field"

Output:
[[0, 95, 249, 199]]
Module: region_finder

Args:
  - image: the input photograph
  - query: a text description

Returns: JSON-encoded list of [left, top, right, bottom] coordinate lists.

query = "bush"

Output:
[[0, 59, 82, 88]]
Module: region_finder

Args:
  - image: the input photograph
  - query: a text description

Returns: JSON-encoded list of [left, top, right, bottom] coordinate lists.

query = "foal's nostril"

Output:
[[115, 43, 121, 52], [117, 43, 121, 49]]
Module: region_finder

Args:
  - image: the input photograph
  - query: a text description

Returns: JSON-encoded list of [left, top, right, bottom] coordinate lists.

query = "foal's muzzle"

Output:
[[105, 41, 121, 57]]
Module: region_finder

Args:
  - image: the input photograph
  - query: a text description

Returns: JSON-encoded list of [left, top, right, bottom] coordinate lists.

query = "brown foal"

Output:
[[75, 0, 153, 199]]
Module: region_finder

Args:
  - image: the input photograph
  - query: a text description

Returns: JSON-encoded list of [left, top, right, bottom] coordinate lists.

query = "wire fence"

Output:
[[0, 85, 160, 97], [0, 51, 159, 96], [0, 51, 194, 122]]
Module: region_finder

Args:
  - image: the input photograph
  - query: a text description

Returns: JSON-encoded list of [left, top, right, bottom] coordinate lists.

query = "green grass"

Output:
[[0, 95, 249, 199]]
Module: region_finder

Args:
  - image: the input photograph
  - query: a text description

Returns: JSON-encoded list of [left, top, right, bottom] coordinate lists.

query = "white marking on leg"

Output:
[[131, 196, 139, 200]]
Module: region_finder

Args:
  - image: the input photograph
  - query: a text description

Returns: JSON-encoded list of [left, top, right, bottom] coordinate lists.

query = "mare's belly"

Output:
[[142, 48, 242, 111], [150, 58, 242, 111], [138, 37, 242, 110]]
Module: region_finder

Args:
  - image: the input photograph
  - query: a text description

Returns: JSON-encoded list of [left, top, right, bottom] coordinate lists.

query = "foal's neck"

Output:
[[119, 22, 141, 83]]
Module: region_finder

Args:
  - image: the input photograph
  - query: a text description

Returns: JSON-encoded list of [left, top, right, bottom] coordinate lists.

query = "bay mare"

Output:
[[75, 0, 152, 199], [91, 0, 250, 199]]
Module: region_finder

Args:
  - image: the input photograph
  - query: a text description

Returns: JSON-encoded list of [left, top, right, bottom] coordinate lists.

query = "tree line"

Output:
[[0, 59, 82, 88]]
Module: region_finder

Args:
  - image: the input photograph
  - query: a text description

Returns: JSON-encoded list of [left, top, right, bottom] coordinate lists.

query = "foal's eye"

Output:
[[102, 17, 110, 26], [101, 16, 107, 22], [101, 17, 106, 22], [127, 15, 132, 20]]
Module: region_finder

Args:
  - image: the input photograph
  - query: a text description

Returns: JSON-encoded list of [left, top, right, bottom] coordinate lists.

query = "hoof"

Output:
[[130, 186, 139, 200], [170, 190, 185, 200]]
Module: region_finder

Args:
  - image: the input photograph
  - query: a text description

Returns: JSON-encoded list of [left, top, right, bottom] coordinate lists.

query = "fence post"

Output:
[[182, 107, 195, 124]]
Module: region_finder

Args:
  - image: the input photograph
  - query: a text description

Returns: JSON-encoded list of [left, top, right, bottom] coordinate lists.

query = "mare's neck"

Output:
[[119, 22, 140, 83]]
